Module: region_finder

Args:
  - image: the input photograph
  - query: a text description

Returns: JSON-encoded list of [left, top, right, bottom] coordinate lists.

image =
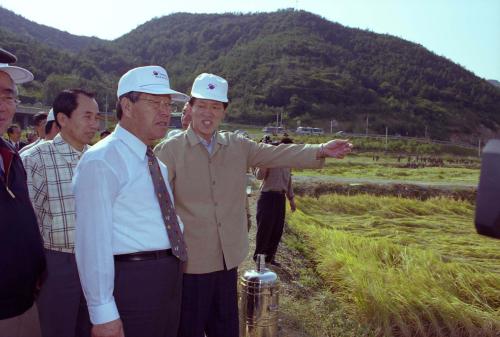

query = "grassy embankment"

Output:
[[285, 194, 500, 337]]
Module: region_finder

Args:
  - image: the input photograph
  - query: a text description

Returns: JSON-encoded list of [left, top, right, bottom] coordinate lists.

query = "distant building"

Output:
[[14, 105, 46, 129]]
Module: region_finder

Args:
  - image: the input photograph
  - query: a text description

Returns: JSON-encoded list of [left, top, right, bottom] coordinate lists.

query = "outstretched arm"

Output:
[[317, 139, 353, 159]]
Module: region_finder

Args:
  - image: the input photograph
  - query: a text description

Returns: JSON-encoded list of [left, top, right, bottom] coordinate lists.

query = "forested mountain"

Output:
[[488, 80, 500, 88], [0, 6, 103, 52], [1, 7, 499, 141]]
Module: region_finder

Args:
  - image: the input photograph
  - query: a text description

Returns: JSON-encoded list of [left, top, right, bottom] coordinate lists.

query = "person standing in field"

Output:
[[22, 88, 100, 337], [0, 48, 46, 337], [74, 65, 189, 337], [253, 137, 296, 266], [154, 72, 352, 337]]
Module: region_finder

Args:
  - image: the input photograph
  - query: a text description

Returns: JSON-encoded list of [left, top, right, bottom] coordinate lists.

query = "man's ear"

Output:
[[56, 112, 68, 128], [121, 97, 134, 119]]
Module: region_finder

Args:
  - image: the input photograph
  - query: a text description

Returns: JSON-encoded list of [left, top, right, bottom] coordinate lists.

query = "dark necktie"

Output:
[[146, 148, 187, 261]]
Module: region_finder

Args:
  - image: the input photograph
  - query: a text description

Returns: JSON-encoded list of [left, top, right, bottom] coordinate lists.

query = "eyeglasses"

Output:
[[138, 98, 176, 110], [0, 94, 20, 105]]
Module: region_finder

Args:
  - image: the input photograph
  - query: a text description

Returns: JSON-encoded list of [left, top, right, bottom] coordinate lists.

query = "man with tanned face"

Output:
[[154, 73, 352, 337], [74, 66, 188, 337], [181, 101, 192, 130], [0, 48, 46, 337], [22, 88, 99, 337]]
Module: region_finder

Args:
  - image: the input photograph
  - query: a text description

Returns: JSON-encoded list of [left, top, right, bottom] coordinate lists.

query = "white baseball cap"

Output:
[[0, 63, 34, 84], [47, 108, 55, 122], [191, 73, 228, 103], [117, 65, 188, 102]]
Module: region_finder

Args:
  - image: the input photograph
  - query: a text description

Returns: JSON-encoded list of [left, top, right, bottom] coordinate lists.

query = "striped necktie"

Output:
[[146, 147, 187, 261]]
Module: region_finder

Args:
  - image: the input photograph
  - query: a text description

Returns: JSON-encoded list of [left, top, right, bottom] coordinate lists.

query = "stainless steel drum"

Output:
[[239, 254, 279, 337]]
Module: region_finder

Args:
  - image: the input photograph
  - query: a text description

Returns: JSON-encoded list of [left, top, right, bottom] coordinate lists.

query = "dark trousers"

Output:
[[253, 191, 286, 262], [78, 255, 183, 337], [36, 249, 87, 337], [177, 268, 239, 337]]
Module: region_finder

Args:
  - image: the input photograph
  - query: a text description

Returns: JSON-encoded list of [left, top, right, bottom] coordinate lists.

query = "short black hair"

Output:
[[188, 97, 228, 110], [45, 120, 55, 135], [52, 89, 95, 128], [116, 91, 141, 120], [7, 124, 20, 135], [33, 112, 48, 126]]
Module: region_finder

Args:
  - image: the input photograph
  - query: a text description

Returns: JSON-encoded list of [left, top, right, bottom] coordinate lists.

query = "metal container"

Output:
[[239, 254, 279, 337]]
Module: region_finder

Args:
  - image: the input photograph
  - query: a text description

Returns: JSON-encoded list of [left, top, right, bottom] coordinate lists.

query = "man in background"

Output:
[[181, 101, 192, 129], [19, 111, 48, 154], [6, 124, 26, 151], [253, 137, 296, 266], [99, 129, 111, 139], [22, 89, 99, 337], [44, 108, 59, 141], [0, 48, 46, 337]]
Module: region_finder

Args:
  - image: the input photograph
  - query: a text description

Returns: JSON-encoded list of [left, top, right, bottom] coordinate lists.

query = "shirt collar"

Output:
[[114, 124, 148, 160], [53, 133, 89, 163], [186, 126, 228, 147]]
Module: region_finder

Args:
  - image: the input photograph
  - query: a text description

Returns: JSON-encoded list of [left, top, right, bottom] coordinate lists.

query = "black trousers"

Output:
[[253, 191, 286, 262], [78, 255, 183, 337], [177, 268, 239, 337], [36, 250, 87, 337]]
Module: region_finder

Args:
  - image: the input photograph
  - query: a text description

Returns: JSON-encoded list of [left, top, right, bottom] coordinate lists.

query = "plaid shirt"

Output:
[[22, 134, 89, 253]]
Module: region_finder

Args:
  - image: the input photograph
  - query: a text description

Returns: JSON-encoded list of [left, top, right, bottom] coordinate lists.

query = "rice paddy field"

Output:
[[286, 194, 500, 337], [294, 155, 480, 186]]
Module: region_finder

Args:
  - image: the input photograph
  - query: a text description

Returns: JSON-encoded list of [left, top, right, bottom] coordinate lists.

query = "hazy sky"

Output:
[[2, 0, 499, 80]]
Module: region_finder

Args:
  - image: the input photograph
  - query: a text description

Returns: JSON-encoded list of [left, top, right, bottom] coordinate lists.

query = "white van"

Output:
[[295, 127, 313, 135], [262, 126, 285, 135], [312, 128, 324, 135]]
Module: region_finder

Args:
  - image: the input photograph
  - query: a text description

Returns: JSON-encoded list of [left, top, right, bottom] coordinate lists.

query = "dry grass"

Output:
[[287, 194, 500, 337]]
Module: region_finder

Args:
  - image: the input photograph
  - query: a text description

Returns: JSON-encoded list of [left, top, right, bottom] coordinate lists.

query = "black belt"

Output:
[[262, 190, 286, 194], [114, 249, 173, 262]]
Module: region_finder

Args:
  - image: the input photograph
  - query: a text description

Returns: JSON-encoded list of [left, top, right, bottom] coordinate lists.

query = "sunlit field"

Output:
[[294, 155, 480, 186], [287, 194, 500, 337]]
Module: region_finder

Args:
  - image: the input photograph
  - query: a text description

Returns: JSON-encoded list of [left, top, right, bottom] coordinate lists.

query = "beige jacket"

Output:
[[154, 128, 324, 274]]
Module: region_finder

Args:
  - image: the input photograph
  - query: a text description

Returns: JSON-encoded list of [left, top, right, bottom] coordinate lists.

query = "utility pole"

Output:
[[385, 126, 388, 151], [330, 120, 333, 134], [478, 138, 482, 157], [365, 114, 369, 136]]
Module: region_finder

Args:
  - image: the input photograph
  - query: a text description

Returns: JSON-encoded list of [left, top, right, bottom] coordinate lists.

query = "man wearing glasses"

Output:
[[74, 65, 188, 337], [0, 48, 46, 337]]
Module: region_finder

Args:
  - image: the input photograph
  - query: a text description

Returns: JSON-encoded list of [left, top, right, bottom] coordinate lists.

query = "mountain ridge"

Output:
[[0, 6, 104, 52], [1, 7, 499, 142]]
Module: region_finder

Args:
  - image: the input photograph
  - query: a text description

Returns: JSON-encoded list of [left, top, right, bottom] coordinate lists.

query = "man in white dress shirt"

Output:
[[73, 66, 189, 337]]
